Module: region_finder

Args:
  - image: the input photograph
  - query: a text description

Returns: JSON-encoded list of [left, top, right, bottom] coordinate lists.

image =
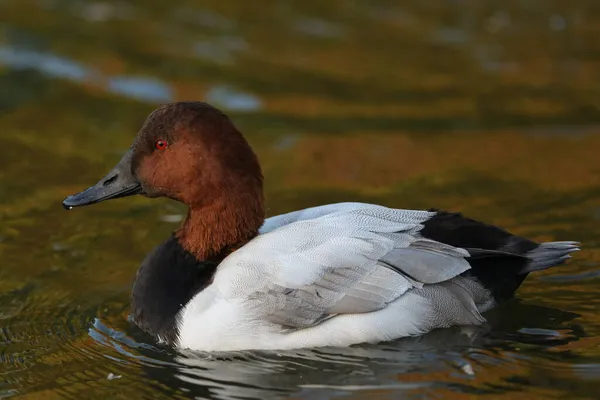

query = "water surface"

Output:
[[1, 1, 599, 399]]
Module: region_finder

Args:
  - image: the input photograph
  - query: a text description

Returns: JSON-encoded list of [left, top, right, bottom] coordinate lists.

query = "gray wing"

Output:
[[216, 204, 478, 328]]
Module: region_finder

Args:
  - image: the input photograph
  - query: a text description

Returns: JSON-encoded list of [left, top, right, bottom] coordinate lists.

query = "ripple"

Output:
[[540, 269, 600, 282]]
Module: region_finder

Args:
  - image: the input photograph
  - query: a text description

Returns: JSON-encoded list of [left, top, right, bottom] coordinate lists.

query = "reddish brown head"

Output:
[[63, 102, 265, 260]]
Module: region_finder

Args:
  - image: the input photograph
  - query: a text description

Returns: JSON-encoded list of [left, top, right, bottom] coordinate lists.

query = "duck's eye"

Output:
[[155, 140, 168, 151]]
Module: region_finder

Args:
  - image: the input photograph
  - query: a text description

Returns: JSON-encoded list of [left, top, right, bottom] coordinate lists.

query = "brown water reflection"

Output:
[[1, 1, 600, 399]]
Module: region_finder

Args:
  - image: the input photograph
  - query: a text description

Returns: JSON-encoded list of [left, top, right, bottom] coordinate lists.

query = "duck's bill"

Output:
[[62, 149, 144, 209]]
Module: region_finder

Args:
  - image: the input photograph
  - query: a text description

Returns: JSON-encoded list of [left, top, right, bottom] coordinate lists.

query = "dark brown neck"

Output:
[[175, 192, 265, 261]]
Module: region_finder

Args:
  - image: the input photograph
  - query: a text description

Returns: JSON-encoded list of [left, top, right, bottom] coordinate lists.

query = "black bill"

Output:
[[62, 149, 143, 209]]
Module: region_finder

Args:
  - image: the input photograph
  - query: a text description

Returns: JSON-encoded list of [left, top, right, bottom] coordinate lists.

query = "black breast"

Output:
[[130, 234, 217, 344], [420, 210, 539, 301]]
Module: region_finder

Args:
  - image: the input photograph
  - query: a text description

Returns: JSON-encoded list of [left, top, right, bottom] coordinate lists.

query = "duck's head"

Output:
[[63, 101, 265, 259]]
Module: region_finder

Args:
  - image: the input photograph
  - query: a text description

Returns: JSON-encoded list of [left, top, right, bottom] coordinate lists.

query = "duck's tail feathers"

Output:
[[523, 241, 580, 274]]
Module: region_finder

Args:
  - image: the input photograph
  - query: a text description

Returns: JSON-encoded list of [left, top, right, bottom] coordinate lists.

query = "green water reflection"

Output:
[[1, 1, 599, 399]]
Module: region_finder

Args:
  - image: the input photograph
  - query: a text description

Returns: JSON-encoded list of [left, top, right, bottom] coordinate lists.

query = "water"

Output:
[[1, 1, 600, 398]]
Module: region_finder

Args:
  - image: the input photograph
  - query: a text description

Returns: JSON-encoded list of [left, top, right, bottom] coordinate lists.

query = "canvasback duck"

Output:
[[63, 102, 580, 351]]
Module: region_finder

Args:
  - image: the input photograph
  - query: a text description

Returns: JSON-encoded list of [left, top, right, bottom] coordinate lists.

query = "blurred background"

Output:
[[1, 1, 600, 399]]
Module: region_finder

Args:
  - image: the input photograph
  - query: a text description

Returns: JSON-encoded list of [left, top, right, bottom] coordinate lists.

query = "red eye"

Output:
[[155, 140, 168, 150]]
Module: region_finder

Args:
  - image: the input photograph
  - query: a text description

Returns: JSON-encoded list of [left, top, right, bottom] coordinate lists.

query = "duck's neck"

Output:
[[175, 192, 265, 261], [130, 194, 264, 344]]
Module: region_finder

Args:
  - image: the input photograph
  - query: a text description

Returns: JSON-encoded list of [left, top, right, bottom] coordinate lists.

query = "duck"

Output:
[[62, 101, 580, 351]]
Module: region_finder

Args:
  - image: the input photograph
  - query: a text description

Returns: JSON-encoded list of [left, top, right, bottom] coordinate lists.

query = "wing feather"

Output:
[[214, 204, 474, 329]]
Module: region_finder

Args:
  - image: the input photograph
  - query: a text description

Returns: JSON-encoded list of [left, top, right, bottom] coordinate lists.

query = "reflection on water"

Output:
[[80, 301, 586, 400], [1, 0, 600, 399]]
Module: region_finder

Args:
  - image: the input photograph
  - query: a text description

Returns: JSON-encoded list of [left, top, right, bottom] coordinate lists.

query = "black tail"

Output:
[[420, 210, 581, 302]]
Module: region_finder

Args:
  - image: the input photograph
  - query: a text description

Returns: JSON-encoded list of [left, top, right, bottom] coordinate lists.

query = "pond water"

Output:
[[1, 1, 600, 399]]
